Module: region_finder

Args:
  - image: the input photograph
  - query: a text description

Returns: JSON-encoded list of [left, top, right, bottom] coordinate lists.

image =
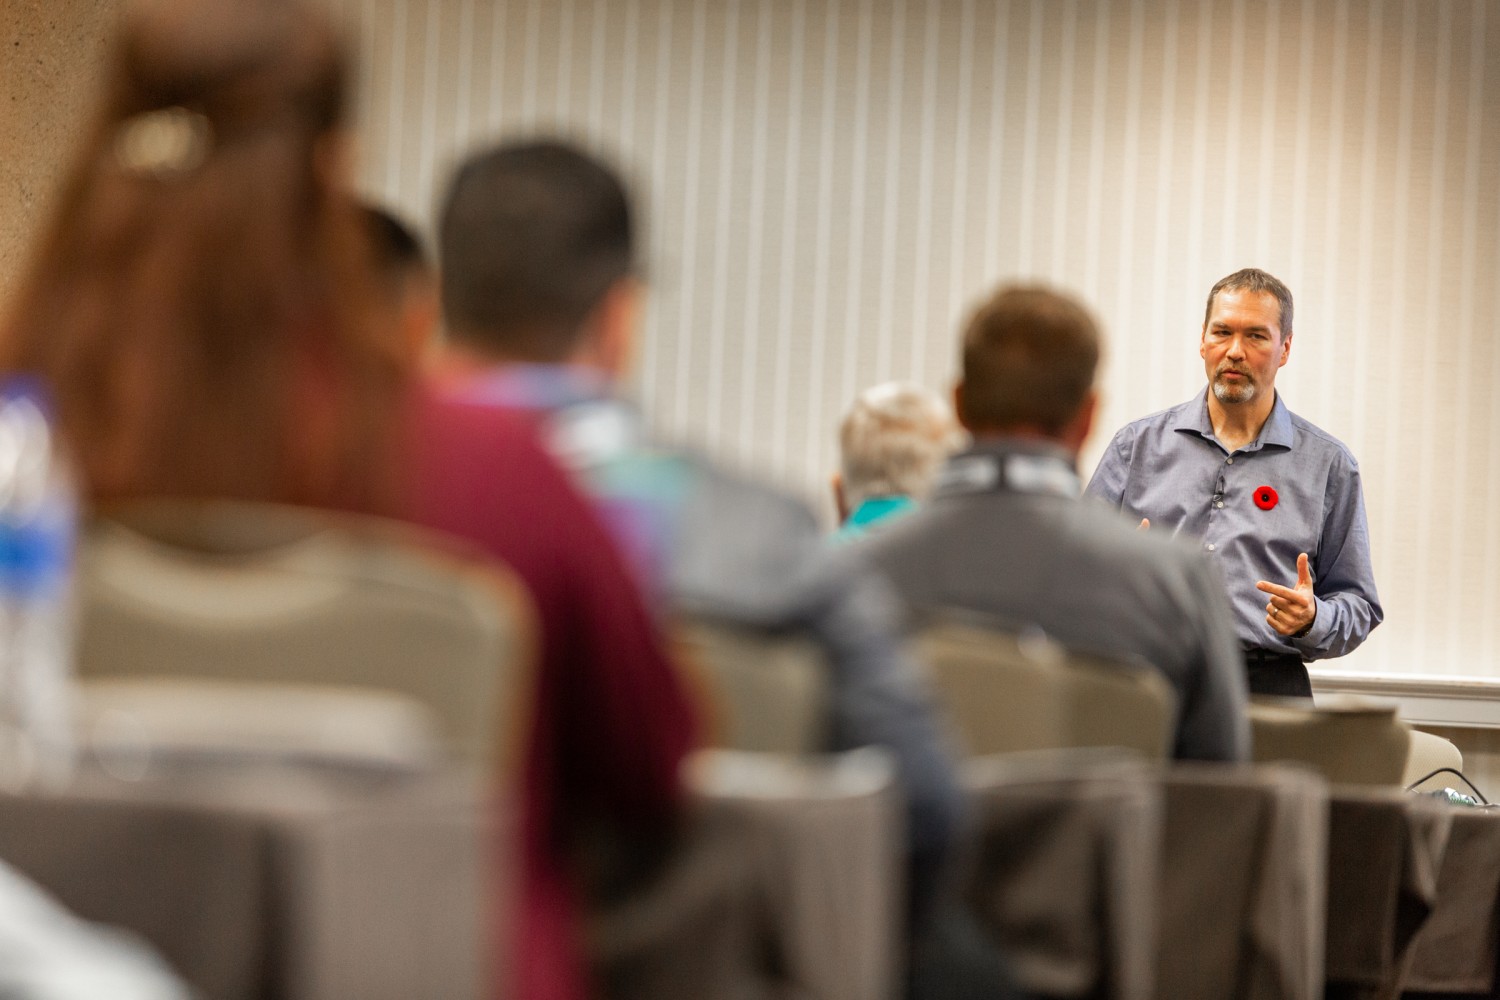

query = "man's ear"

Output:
[[401, 273, 442, 365], [315, 129, 357, 193], [591, 278, 643, 381], [832, 472, 849, 523], [1061, 390, 1098, 454], [952, 381, 975, 433], [1278, 332, 1292, 368]]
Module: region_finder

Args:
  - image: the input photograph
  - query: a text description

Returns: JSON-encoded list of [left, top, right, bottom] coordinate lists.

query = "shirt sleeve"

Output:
[[806, 545, 964, 898], [1084, 424, 1135, 508], [1290, 455, 1384, 661]]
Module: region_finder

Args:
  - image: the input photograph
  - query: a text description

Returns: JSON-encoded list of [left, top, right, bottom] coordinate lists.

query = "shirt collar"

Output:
[[458, 362, 613, 411], [848, 495, 915, 528], [1172, 387, 1295, 452], [936, 437, 1081, 499]]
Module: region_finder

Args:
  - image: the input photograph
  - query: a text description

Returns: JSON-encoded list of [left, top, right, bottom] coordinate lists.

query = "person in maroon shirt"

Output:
[[0, 3, 696, 998], [402, 389, 697, 1000]]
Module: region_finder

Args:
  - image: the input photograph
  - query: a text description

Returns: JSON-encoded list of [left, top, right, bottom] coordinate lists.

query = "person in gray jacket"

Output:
[[864, 284, 1250, 762]]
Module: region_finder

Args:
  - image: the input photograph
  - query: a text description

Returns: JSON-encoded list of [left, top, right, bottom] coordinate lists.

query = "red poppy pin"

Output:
[[1253, 485, 1279, 511]]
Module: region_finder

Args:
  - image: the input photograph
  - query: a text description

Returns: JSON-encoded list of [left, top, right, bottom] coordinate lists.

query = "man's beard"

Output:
[[1211, 369, 1257, 404]]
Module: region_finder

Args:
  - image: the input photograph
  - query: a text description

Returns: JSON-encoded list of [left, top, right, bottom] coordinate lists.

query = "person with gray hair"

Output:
[[833, 382, 960, 542]]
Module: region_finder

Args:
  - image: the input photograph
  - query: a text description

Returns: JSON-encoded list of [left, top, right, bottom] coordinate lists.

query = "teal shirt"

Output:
[[832, 495, 916, 543]]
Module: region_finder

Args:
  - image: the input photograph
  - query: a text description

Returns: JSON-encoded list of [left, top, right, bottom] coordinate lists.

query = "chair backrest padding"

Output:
[[914, 622, 1174, 759], [1402, 729, 1465, 791], [675, 620, 829, 754], [1249, 697, 1410, 787], [77, 501, 533, 771]]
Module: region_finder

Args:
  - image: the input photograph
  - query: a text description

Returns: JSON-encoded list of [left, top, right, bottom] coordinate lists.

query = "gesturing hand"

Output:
[[1255, 552, 1316, 637]]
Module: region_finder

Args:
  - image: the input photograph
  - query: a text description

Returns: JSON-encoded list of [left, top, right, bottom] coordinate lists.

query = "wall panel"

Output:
[[329, 0, 1500, 679], [4, 1, 1498, 680]]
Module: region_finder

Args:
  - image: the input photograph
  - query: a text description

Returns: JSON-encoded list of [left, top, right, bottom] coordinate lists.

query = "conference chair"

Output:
[[960, 749, 1162, 1000], [592, 748, 901, 1000], [1248, 697, 1410, 787], [674, 618, 830, 754], [1402, 729, 1465, 792], [914, 619, 1176, 758], [75, 500, 533, 774]]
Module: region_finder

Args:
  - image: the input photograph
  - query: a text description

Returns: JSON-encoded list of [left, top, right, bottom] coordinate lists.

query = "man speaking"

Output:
[[1086, 268, 1382, 697]]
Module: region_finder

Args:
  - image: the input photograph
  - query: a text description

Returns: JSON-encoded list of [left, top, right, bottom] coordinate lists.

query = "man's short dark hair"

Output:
[[439, 140, 634, 361], [957, 285, 1101, 435], [361, 203, 431, 301], [1203, 268, 1294, 339]]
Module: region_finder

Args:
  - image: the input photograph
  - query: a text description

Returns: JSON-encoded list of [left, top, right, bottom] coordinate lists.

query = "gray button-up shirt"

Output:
[[1085, 389, 1382, 660]]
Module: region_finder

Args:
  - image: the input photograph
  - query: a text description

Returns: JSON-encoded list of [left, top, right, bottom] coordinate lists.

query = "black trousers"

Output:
[[1244, 649, 1312, 699]]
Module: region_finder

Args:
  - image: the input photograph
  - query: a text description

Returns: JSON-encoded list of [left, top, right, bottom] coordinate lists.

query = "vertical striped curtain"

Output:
[[330, 0, 1500, 679]]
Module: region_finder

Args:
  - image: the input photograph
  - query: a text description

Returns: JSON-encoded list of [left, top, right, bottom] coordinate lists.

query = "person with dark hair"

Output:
[[1086, 268, 1382, 697], [434, 138, 969, 982], [0, 5, 696, 1000], [866, 285, 1250, 762]]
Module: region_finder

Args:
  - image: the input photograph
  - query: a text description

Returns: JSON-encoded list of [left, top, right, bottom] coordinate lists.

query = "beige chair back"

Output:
[[1059, 654, 1175, 758], [78, 677, 448, 775], [915, 622, 1175, 758], [1402, 728, 1464, 791], [76, 501, 533, 772], [914, 623, 1065, 755], [1249, 696, 1410, 786], [675, 619, 829, 754]]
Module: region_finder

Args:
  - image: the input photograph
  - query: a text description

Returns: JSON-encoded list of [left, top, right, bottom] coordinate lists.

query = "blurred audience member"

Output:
[[834, 381, 961, 542], [435, 140, 967, 943], [361, 203, 441, 362], [0, 4, 695, 999], [865, 286, 1250, 761]]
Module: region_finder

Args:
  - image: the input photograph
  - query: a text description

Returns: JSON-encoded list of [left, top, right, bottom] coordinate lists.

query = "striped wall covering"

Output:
[[332, 0, 1498, 678]]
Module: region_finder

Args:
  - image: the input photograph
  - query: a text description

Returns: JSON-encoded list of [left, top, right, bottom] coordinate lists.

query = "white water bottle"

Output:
[[0, 377, 77, 788]]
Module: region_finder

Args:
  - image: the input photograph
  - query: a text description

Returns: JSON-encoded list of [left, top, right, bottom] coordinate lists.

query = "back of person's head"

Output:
[[1203, 267, 1294, 339], [956, 285, 1101, 438], [838, 382, 959, 511], [438, 139, 635, 362], [1, 0, 404, 507]]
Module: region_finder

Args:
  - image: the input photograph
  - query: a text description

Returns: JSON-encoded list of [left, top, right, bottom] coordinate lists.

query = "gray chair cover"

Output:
[[1155, 763, 1327, 1000], [592, 749, 901, 1000], [958, 749, 1162, 1000], [0, 765, 495, 1000], [1323, 787, 1451, 1000], [1401, 806, 1500, 995]]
